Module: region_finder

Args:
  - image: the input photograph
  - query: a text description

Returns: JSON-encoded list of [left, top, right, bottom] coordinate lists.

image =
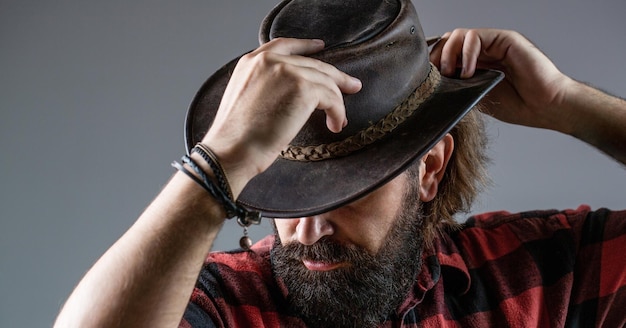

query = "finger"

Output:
[[440, 29, 467, 76], [268, 51, 362, 94], [313, 82, 348, 133], [460, 29, 481, 78], [247, 38, 362, 132], [429, 31, 451, 69], [246, 42, 363, 95], [294, 66, 351, 133], [252, 37, 326, 57]]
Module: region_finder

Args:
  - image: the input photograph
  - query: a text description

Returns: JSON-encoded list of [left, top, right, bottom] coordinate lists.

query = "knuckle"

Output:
[[509, 30, 523, 39], [450, 28, 468, 39], [326, 86, 344, 108], [269, 37, 288, 45], [239, 52, 255, 64], [271, 61, 293, 78], [261, 37, 287, 50], [240, 50, 267, 67], [293, 76, 313, 94], [253, 50, 274, 66], [465, 29, 478, 40], [272, 64, 309, 92], [241, 50, 279, 72]]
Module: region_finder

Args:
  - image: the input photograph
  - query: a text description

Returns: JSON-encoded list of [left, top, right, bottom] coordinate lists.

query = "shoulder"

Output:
[[461, 205, 626, 243], [437, 210, 626, 326], [197, 235, 278, 301], [451, 206, 626, 271], [183, 235, 294, 327], [465, 205, 593, 229]]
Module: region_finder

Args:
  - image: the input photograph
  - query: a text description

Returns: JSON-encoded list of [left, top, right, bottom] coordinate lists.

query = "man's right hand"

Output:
[[201, 38, 362, 198]]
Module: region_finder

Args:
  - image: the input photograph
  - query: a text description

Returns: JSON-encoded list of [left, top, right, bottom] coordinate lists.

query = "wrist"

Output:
[[557, 79, 603, 137], [197, 138, 271, 199], [544, 76, 585, 136], [176, 149, 262, 224], [183, 147, 263, 248]]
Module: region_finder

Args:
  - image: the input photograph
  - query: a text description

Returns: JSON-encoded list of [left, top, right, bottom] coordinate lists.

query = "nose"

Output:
[[295, 216, 334, 245]]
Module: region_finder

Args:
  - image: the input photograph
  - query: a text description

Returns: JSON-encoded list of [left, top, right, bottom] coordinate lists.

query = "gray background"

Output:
[[1, 0, 624, 326]]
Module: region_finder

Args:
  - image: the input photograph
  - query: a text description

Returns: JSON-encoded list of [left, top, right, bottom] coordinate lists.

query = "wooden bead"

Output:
[[239, 236, 252, 250]]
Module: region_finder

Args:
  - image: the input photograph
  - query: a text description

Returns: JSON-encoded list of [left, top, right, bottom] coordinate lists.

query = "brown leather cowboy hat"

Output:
[[185, 0, 503, 218]]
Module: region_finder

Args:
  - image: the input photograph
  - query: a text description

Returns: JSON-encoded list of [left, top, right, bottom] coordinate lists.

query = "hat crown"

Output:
[[259, 0, 430, 147], [266, 0, 399, 50]]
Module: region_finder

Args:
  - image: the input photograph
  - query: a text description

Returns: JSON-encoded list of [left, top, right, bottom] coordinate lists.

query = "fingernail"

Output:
[[312, 39, 325, 46]]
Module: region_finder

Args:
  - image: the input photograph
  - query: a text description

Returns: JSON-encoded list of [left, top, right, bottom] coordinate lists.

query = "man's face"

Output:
[[271, 173, 425, 327]]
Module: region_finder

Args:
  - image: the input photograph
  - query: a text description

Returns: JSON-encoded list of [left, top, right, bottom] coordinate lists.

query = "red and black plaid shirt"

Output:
[[180, 205, 626, 327]]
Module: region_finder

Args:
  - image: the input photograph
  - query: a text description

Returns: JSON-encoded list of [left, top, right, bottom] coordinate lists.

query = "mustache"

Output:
[[278, 237, 376, 264]]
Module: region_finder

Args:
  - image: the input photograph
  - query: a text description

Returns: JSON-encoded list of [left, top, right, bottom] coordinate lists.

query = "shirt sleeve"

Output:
[[180, 297, 219, 328], [178, 262, 230, 328]]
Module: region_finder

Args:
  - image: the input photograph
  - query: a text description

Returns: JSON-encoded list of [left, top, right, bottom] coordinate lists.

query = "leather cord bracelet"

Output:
[[171, 151, 261, 250], [173, 155, 238, 217], [192, 143, 233, 201]]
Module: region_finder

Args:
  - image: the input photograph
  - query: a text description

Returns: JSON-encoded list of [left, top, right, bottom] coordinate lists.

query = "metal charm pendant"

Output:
[[236, 212, 261, 251], [239, 226, 252, 251], [239, 235, 252, 250]]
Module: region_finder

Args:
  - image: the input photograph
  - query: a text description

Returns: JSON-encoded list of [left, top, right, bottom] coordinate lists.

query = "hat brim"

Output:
[[185, 56, 504, 218]]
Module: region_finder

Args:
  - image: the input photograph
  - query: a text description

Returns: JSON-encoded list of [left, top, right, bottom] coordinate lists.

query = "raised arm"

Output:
[[54, 38, 361, 327], [430, 28, 626, 165]]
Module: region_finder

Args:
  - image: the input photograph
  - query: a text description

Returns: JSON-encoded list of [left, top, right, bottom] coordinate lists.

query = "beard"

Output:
[[270, 187, 425, 328]]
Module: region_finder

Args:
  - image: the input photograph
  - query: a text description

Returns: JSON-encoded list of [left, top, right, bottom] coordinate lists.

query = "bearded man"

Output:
[[55, 0, 626, 327]]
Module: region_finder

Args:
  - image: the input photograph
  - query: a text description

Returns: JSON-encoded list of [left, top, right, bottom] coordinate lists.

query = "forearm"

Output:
[[559, 79, 626, 165], [54, 171, 227, 327]]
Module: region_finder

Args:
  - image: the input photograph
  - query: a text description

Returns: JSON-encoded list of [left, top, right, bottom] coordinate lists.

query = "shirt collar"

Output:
[[437, 231, 471, 295], [397, 231, 471, 314], [425, 231, 471, 295]]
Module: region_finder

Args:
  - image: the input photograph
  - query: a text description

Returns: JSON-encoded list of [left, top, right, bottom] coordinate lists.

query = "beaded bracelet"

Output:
[[171, 150, 261, 250]]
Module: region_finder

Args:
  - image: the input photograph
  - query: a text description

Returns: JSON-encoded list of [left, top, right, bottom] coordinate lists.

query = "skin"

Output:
[[274, 135, 453, 258], [54, 29, 626, 327], [204, 38, 362, 194], [431, 29, 626, 164]]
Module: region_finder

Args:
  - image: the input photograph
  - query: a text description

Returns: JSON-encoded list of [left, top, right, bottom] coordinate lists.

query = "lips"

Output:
[[302, 259, 347, 271]]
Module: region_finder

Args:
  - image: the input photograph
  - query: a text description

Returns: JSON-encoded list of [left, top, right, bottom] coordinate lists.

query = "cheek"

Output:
[[330, 207, 396, 253], [273, 219, 297, 244], [360, 214, 398, 252]]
